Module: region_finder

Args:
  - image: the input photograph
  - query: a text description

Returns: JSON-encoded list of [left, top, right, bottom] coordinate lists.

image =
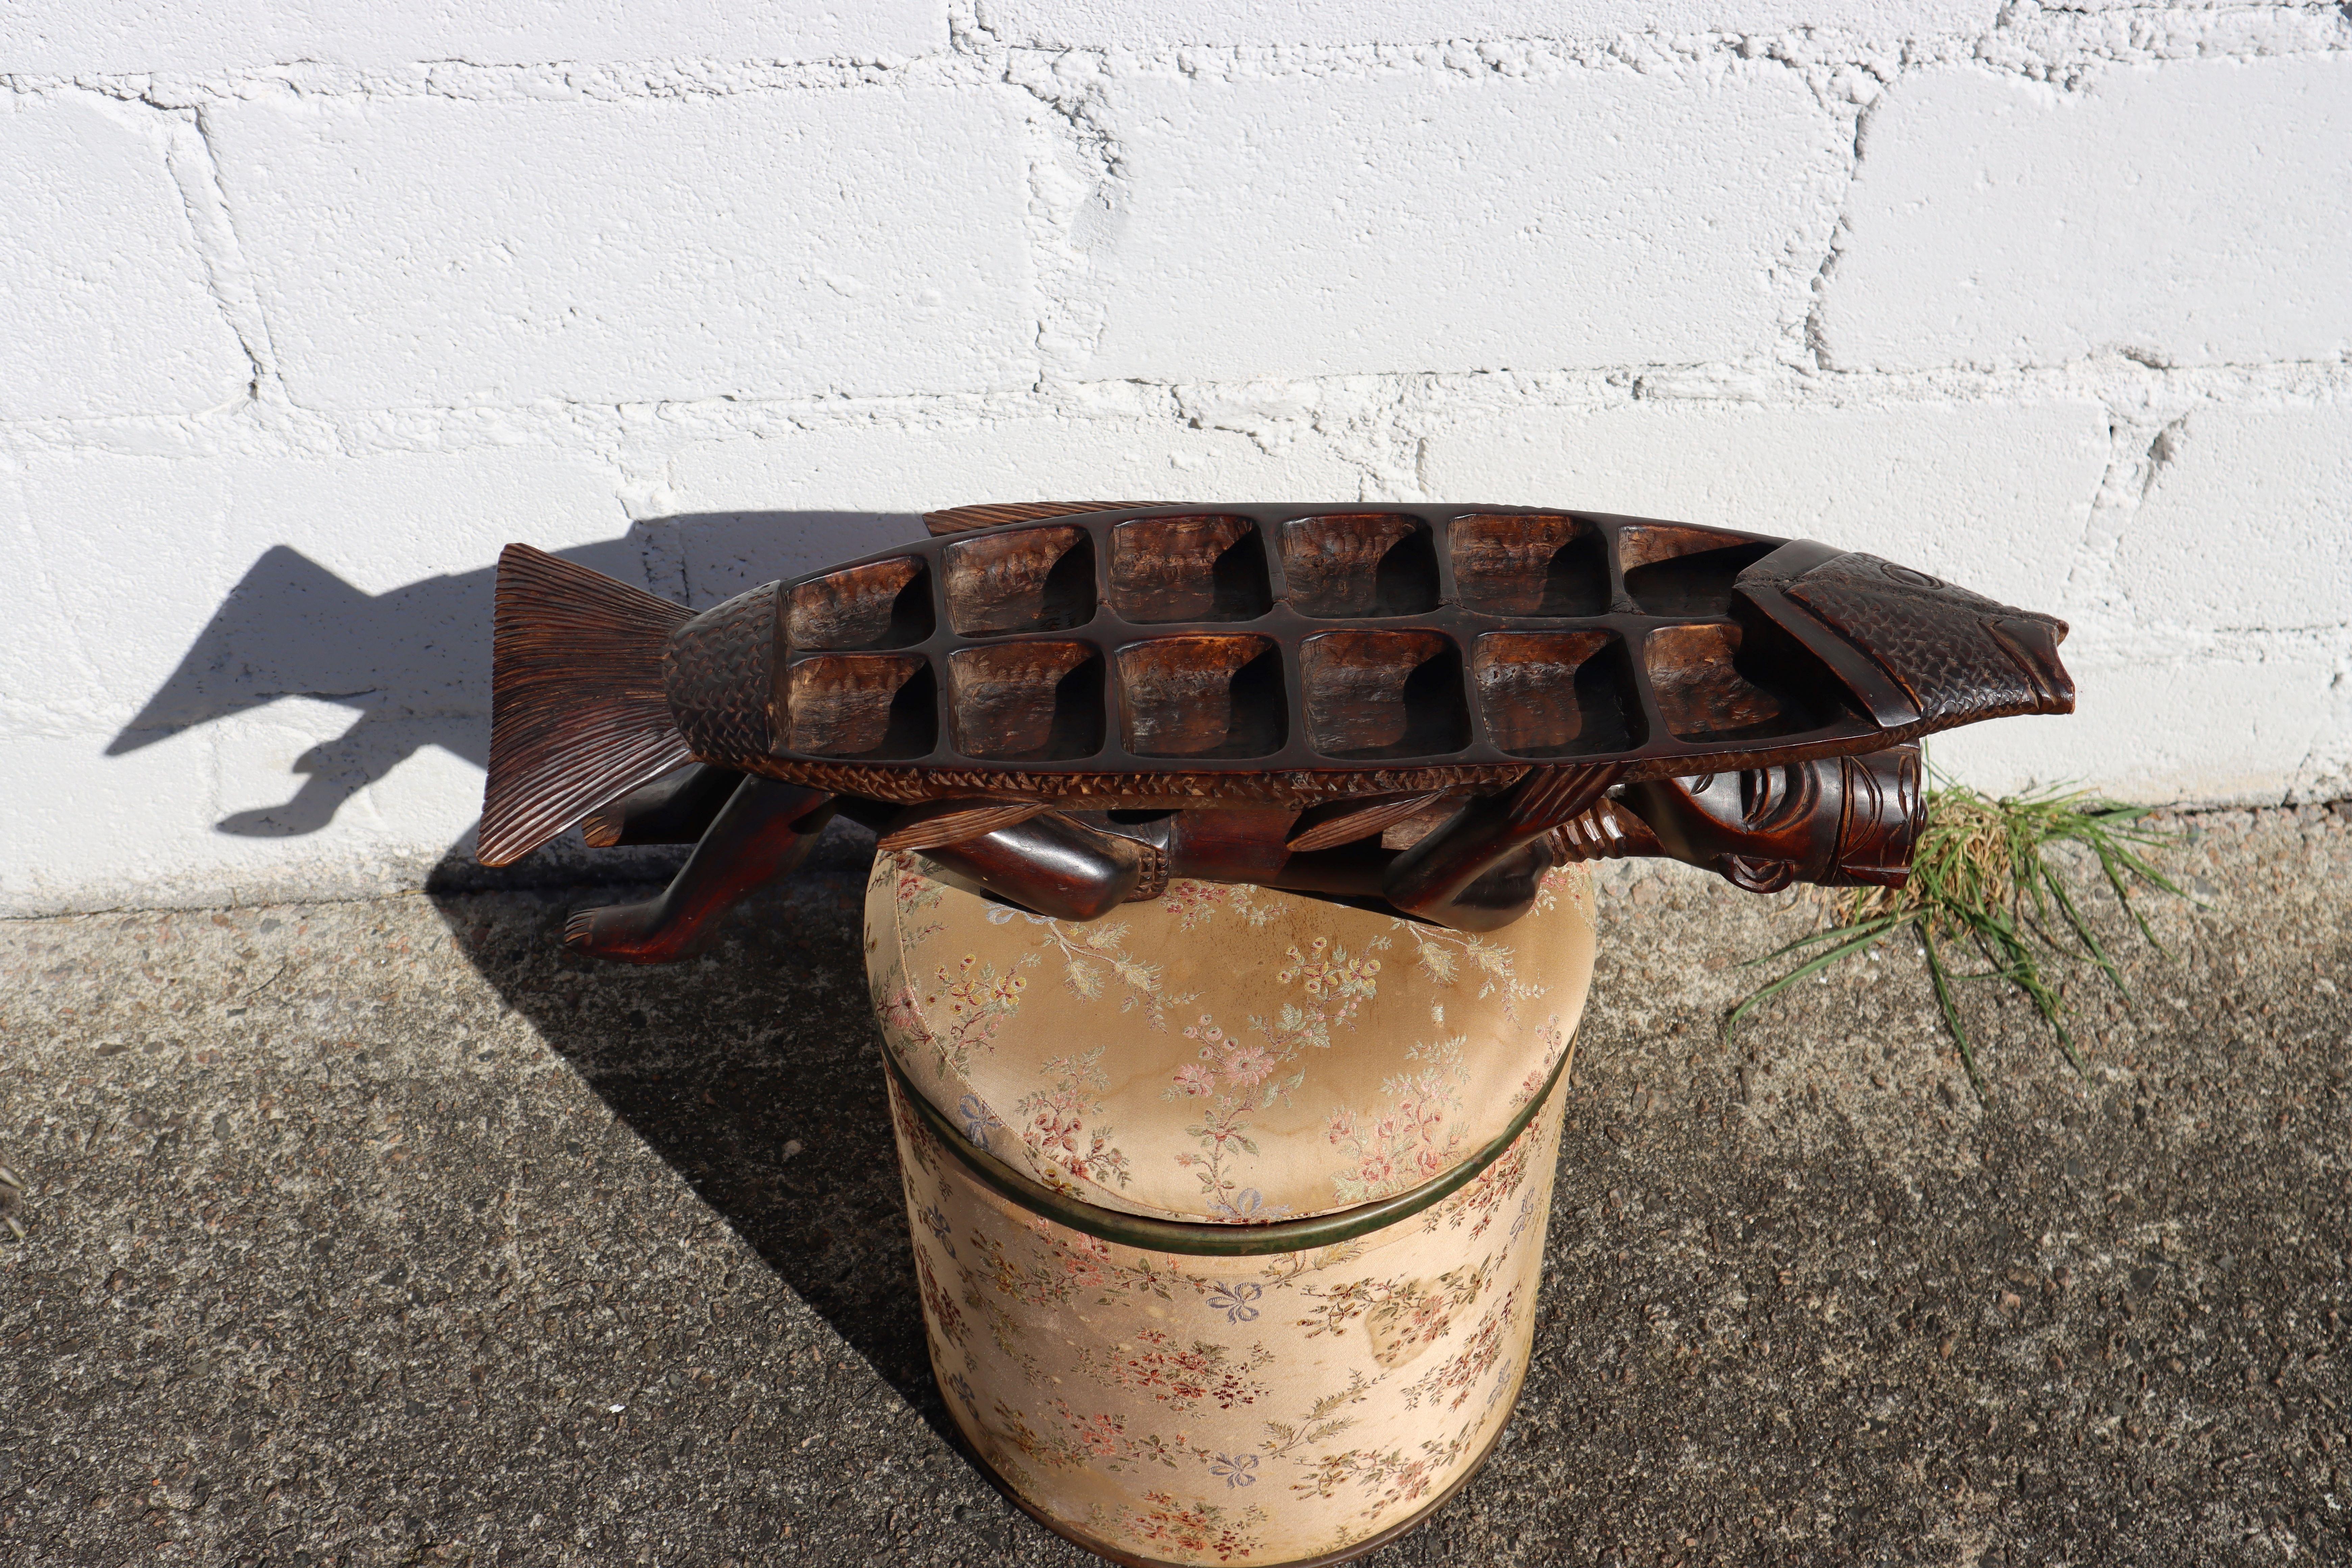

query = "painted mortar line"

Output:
[[4, 9, 2347, 108], [4, 367, 2350, 469]]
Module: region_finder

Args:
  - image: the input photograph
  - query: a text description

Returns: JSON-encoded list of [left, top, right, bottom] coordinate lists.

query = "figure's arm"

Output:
[[566, 777, 835, 963], [912, 812, 1148, 922]]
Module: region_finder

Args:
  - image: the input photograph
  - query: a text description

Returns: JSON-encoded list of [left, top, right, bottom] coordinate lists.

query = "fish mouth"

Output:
[[1985, 615, 2076, 715]]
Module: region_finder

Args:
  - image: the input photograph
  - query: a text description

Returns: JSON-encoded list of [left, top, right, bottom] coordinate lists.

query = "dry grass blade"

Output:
[[1729, 769, 2195, 1101]]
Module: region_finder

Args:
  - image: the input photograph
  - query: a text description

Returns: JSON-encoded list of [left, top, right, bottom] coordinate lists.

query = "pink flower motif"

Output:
[[1220, 1043, 1277, 1087], [1172, 1063, 1216, 1098]]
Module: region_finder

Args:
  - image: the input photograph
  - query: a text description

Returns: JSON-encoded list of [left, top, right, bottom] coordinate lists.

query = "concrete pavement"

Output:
[[4, 805, 2348, 1565]]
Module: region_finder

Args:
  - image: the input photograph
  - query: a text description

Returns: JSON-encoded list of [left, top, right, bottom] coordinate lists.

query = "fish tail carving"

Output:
[[478, 544, 695, 866]]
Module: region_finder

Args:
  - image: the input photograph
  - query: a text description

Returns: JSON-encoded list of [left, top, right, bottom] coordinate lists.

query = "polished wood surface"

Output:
[[484, 501, 2067, 958]]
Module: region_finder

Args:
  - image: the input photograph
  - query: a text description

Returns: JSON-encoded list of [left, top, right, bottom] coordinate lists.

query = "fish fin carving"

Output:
[[875, 800, 1053, 852], [923, 501, 1155, 536], [1285, 790, 1452, 852], [479, 543, 694, 867]]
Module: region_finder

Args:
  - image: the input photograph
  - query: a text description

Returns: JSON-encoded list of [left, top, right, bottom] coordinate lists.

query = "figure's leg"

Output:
[[566, 778, 835, 963], [1382, 763, 1623, 931], [581, 763, 746, 847]]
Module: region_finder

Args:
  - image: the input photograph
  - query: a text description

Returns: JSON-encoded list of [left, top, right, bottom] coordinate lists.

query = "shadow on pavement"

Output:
[[111, 504, 965, 1435], [422, 826, 963, 1447], [93, 499, 964, 1445]]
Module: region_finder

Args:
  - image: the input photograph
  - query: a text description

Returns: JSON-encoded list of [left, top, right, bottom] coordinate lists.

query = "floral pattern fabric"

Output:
[[888, 1069, 1571, 1565], [866, 856, 1597, 1225], [869, 865, 1598, 1564]]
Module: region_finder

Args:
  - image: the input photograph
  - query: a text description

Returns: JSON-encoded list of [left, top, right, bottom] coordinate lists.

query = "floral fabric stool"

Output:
[[866, 851, 1597, 1566]]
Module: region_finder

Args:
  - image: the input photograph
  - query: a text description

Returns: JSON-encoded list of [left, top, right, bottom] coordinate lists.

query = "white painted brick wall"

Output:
[[1821, 57, 2352, 370], [2, 1, 2346, 914], [206, 89, 1045, 408], [2, 1, 946, 74], [1419, 402, 2112, 611], [1087, 67, 1843, 379], [976, 0, 1999, 49], [0, 94, 251, 418], [2110, 406, 2352, 630]]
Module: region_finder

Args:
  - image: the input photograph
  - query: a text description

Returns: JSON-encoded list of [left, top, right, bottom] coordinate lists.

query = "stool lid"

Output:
[[864, 852, 1595, 1227]]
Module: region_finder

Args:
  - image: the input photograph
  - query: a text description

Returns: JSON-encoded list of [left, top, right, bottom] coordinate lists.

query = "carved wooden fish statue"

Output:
[[478, 501, 2072, 960]]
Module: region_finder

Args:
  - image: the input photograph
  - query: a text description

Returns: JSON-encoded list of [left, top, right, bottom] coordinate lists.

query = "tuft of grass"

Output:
[[1727, 772, 2196, 1099]]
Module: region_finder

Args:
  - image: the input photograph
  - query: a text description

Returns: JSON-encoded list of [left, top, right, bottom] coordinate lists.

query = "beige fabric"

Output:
[[865, 853, 1598, 1224], [890, 1069, 1568, 1566]]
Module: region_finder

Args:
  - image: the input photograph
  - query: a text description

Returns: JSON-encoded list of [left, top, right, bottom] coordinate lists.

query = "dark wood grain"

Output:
[[1451, 512, 1609, 616], [1643, 622, 1792, 742], [1618, 523, 1781, 617], [486, 503, 2073, 949], [1472, 630, 1635, 758], [1299, 629, 1469, 760], [786, 655, 934, 758], [1599, 742, 1926, 892], [1115, 634, 1285, 758], [787, 557, 931, 650], [563, 778, 836, 963], [923, 500, 1148, 536], [581, 763, 745, 847], [943, 525, 1096, 636], [1279, 512, 1438, 618], [1107, 514, 1269, 623], [946, 640, 1104, 762]]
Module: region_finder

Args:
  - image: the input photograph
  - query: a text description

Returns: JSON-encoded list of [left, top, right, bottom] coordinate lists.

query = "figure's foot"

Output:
[[563, 899, 713, 964]]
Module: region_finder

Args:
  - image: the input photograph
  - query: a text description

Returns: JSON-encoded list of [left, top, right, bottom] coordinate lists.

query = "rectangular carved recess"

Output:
[[1107, 514, 1271, 623], [1643, 622, 1802, 743], [787, 654, 937, 758], [1279, 514, 1440, 618], [1451, 513, 1609, 617], [944, 525, 1097, 637], [786, 557, 934, 650], [1474, 631, 1638, 758], [1618, 523, 1780, 617], [947, 641, 1105, 762], [1301, 630, 1469, 760], [1115, 635, 1285, 759]]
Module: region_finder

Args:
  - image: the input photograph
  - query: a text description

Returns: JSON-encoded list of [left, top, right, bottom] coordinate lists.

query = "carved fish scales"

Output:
[[477, 500, 2073, 956]]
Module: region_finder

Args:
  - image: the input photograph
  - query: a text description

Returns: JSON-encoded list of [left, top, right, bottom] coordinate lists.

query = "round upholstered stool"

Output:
[[865, 852, 1597, 1566]]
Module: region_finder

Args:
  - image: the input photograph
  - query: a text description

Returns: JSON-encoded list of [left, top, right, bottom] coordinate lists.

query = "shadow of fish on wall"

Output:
[[103, 511, 926, 838]]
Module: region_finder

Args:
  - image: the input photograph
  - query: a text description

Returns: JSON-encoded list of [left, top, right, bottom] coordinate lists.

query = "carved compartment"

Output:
[[786, 557, 934, 650], [1618, 524, 1780, 617], [1472, 631, 1639, 758], [1115, 635, 1286, 759], [1450, 513, 1609, 617], [1279, 513, 1441, 618], [946, 641, 1106, 762], [1300, 630, 1470, 760], [1643, 622, 1803, 742], [1107, 514, 1271, 623], [786, 655, 937, 758], [944, 525, 1098, 636]]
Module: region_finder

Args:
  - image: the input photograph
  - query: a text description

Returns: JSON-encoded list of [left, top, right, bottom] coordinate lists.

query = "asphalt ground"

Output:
[[3, 804, 2348, 1566]]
